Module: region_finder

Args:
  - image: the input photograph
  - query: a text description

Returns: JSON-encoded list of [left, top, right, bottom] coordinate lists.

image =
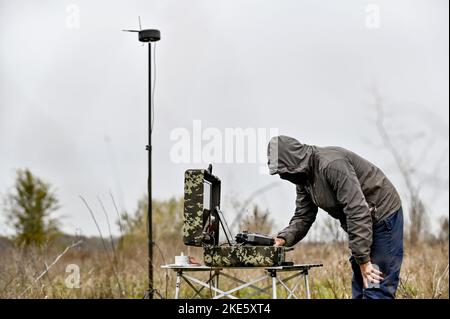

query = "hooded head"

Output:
[[267, 135, 313, 184]]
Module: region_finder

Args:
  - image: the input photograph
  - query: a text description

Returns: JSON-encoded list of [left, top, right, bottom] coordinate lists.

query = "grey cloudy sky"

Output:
[[0, 0, 448, 237]]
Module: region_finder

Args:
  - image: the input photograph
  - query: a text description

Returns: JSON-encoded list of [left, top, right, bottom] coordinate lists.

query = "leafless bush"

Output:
[[372, 89, 438, 245], [239, 205, 274, 235]]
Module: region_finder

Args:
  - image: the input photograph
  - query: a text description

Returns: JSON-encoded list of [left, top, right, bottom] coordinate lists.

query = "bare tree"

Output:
[[438, 216, 449, 243], [372, 90, 428, 245], [228, 182, 279, 233], [239, 205, 275, 235], [321, 218, 347, 243]]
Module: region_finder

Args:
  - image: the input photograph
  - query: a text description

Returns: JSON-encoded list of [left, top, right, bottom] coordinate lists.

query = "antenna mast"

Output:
[[123, 21, 161, 299]]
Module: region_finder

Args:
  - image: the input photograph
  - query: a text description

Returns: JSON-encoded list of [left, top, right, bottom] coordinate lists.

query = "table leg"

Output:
[[175, 270, 182, 299], [271, 271, 277, 299], [304, 270, 310, 299], [214, 270, 220, 298]]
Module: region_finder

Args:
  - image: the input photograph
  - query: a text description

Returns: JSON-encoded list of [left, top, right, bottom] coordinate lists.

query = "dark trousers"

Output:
[[350, 207, 404, 299]]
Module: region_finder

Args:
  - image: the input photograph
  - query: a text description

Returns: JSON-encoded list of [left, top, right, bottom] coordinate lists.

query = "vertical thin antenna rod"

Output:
[[147, 41, 153, 299], [123, 26, 160, 299]]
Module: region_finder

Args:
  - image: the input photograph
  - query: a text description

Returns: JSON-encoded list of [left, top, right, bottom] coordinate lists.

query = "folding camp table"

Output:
[[161, 263, 323, 299]]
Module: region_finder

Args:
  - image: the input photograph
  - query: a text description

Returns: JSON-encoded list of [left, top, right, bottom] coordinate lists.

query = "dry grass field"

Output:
[[0, 195, 448, 299], [0, 237, 447, 299]]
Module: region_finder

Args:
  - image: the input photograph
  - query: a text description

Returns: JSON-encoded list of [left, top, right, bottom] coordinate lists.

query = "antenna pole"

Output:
[[124, 27, 160, 299], [147, 41, 153, 299]]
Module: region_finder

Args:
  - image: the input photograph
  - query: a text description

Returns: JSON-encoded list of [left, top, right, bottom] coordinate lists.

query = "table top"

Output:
[[161, 263, 323, 271], [265, 263, 323, 271]]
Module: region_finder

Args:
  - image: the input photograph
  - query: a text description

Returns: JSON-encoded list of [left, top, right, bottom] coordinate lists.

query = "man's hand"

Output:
[[188, 256, 201, 265], [273, 237, 286, 247], [359, 261, 384, 288]]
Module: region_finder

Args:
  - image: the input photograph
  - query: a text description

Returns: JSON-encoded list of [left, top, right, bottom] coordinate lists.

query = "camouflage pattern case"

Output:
[[183, 169, 220, 246], [203, 246, 286, 267], [183, 167, 288, 267]]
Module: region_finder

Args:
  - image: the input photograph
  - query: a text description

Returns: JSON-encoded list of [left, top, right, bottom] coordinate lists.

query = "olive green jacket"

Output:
[[268, 136, 401, 264]]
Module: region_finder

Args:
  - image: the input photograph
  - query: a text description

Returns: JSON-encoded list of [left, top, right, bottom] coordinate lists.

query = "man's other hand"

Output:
[[359, 261, 384, 288], [273, 237, 286, 247]]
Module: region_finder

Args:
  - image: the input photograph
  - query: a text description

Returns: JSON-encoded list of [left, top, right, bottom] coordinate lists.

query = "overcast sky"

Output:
[[0, 0, 448, 238]]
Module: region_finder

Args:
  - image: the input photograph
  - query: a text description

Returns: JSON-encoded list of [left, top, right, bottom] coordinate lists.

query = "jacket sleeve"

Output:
[[324, 160, 372, 264], [277, 185, 318, 247]]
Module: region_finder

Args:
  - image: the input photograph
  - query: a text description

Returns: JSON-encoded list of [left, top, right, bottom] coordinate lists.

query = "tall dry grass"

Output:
[[0, 238, 447, 299], [1, 195, 447, 298]]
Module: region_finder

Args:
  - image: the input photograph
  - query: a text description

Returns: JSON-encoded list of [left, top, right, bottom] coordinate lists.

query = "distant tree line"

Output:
[[1, 168, 448, 248]]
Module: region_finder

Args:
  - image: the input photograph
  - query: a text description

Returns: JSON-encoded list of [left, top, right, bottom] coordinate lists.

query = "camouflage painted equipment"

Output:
[[183, 169, 221, 246], [183, 166, 292, 267], [203, 245, 286, 267]]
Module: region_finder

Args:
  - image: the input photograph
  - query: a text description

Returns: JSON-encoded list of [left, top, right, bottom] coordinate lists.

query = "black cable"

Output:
[[207, 236, 216, 299], [218, 207, 234, 243], [153, 241, 169, 299], [216, 208, 233, 246], [151, 42, 156, 132], [142, 240, 168, 299]]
